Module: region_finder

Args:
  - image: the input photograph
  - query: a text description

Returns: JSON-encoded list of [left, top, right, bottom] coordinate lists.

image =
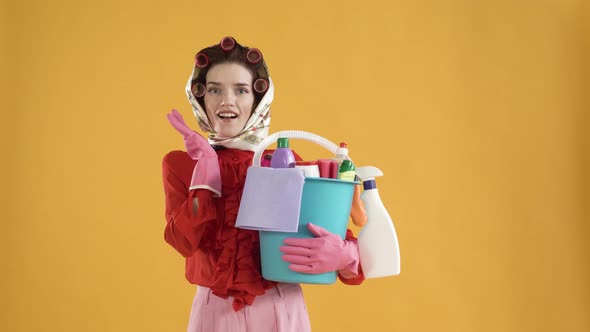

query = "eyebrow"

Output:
[[207, 81, 251, 87]]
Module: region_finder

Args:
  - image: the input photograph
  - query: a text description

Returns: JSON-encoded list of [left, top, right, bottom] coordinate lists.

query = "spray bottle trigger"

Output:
[[356, 166, 384, 182]]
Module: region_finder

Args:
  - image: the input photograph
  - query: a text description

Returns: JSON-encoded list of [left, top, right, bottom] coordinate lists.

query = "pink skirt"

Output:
[[187, 283, 311, 332]]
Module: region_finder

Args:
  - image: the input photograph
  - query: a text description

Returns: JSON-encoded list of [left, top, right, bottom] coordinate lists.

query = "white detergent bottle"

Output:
[[332, 142, 350, 165], [356, 166, 401, 278]]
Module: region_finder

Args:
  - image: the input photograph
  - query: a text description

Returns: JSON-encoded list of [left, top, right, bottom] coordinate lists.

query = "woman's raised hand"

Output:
[[167, 109, 222, 196], [167, 109, 217, 160]]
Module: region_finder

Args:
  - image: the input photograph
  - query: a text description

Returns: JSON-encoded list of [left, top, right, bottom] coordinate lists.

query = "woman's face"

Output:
[[204, 62, 255, 138]]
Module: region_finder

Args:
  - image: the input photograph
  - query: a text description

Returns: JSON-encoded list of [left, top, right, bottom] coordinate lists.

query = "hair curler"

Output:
[[246, 48, 263, 64], [191, 82, 206, 98], [195, 53, 209, 68], [253, 78, 269, 93], [220, 36, 236, 51]]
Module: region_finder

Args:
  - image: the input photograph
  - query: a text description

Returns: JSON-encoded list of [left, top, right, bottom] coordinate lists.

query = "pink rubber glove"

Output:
[[167, 109, 222, 197], [280, 223, 360, 277]]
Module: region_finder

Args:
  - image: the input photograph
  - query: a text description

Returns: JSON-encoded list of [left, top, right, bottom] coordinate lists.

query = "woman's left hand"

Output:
[[280, 223, 359, 274]]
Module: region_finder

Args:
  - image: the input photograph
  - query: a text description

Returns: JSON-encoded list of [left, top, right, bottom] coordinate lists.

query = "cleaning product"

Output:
[[331, 142, 367, 226], [333, 142, 350, 165], [356, 166, 400, 278], [350, 185, 367, 227], [270, 137, 295, 168], [261, 154, 273, 167], [295, 160, 320, 178], [338, 159, 356, 181]]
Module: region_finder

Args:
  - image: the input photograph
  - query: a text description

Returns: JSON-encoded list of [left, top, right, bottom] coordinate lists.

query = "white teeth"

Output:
[[218, 112, 237, 118]]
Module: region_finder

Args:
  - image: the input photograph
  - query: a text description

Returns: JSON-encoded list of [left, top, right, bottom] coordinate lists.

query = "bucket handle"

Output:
[[252, 130, 339, 167]]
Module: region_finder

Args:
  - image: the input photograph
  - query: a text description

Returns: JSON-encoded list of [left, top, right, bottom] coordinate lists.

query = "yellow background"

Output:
[[2, 0, 588, 331]]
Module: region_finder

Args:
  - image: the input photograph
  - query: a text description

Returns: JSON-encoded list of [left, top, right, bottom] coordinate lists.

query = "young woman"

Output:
[[162, 36, 364, 332]]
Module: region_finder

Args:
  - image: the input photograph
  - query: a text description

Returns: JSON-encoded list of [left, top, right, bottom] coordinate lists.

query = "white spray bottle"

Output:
[[356, 166, 401, 278]]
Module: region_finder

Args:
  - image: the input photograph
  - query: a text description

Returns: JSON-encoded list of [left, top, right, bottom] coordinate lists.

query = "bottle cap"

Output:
[[277, 137, 289, 148], [335, 141, 348, 157], [363, 179, 377, 190]]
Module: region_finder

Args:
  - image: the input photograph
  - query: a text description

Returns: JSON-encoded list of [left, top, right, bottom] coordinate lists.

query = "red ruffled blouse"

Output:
[[162, 147, 364, 311]]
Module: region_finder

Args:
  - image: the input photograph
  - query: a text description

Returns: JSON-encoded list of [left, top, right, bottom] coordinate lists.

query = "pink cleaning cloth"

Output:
[[316, 159, 330, 178], [316, 159, 338, 178], [329, 160, 339, 178]]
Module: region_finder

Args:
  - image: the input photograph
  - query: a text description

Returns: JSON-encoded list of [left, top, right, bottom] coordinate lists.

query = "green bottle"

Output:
[[338, 159, 356, 181]]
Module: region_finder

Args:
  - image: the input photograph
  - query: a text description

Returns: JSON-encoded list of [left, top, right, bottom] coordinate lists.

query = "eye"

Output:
[[237, 88, 250, 94], [207, 88, 220, 94]]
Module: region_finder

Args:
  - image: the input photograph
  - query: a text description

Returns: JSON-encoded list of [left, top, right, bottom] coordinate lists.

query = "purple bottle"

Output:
[[270, 137, 295, 168]]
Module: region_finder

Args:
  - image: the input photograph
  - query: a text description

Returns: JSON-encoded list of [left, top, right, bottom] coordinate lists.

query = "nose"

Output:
[[220, 91, 236, 106]]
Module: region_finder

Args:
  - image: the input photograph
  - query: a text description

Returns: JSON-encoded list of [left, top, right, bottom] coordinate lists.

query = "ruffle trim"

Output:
[[197, 149, 278, 311]]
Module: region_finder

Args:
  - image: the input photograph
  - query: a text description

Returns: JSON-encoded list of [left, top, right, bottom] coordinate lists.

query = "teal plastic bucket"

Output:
[[259, 177, 356, 284]]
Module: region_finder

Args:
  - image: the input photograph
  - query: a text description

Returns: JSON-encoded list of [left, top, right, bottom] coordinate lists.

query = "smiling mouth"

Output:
[[218, 112, 238, 119]]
